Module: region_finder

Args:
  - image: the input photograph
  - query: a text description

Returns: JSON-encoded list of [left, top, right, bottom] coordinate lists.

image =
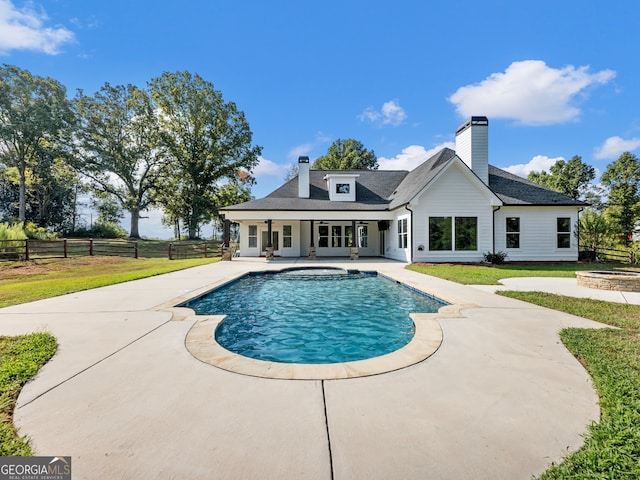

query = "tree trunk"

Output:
[[129, 208, 141, 239], [18, 169, 26, 223], [188, 214, 199, 240]]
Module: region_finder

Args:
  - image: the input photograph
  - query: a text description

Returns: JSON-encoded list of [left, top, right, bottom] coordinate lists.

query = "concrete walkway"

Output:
[[0, 258, 614, 479]]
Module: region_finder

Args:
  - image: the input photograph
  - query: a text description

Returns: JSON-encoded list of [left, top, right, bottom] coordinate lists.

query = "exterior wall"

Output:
[[411, 163, 494, 262], [237, 220, 301, 257], [494, 206, 580, 261]]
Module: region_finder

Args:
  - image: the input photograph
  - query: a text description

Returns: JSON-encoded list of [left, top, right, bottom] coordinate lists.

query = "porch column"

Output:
[[266, 219, 274, 260], [221, 219, 232, 261], [350, 219, 359, 260], [309, 220, 316, 259]]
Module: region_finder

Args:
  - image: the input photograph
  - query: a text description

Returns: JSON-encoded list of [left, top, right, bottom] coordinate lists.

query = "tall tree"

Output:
[[149, 71, 261, 239], [75, 83, 163, 238], [527, 155, 595, 199], [312, 139, 378, 170], [600, 151, 640, 245], [0, 64, 76, 222]]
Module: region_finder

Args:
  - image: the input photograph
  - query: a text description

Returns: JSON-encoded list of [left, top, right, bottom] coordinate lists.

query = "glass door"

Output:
[[261, 230, 280, 256]]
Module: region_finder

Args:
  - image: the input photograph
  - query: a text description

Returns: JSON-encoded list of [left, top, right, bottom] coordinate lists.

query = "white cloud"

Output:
[[378, 142, 455, 171], [448, 60, 616, 126], [288, 143, 313, 160], [358, 100, 407, 127], [593, 136, 640, 160], [504, 155, 563, 178], [253, 156, 287, 177], [0, 0, 75, 54]]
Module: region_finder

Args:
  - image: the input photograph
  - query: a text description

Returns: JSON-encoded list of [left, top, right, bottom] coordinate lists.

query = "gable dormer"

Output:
[[324, 173, 360, 201]]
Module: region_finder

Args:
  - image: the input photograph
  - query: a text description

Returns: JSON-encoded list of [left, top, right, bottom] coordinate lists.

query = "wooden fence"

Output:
[[0, 239, 138, 261], [579, 245, 636, 264], [167, 241, 222, 260]]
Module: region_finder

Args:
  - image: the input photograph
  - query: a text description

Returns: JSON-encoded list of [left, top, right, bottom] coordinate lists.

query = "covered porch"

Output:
[[226, 212, 395, 260]]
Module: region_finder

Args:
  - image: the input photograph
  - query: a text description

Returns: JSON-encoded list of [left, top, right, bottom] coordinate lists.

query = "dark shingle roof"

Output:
[[488, 165, 586, 206], [223, 169, 409, 211], [222, 148, 586, 212]]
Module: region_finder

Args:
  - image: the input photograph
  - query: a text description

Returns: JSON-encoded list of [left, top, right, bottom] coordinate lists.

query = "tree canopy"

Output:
[[527, 155, 595, 200], [149, 71, 261, 239], [0, 64, 76, 222], [312, 138, 378, 170], [600, 151, 640, 245], [74, 83, 164, 238]]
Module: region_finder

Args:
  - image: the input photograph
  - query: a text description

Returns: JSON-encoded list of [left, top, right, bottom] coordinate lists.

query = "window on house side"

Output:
[[318, 225, 329, 247], [506, 217, 520, 249], [397, 218, 408, 249], [332, 225, 342, 247], [455, 217, 477, 251], [336, 183, 350, 194], [345, 226, 353, 247], [283, 225, 292, 248], [429, 217, 452, 250], [248, 225, 257, 248], [557, 217, 571, 248]]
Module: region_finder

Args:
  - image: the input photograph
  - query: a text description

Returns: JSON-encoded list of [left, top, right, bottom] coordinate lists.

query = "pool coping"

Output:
[[183, 305, 465, 380], [157, 267, 470, 380]]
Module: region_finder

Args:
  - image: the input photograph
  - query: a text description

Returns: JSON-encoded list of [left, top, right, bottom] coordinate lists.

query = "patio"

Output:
[[0, 258, 607, 479]]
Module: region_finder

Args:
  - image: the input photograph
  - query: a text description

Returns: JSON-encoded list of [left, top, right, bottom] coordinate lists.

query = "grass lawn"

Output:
[[0, 256, 218, 308], [407, 262, 638, 285], [409, 262, 640, 478], [499, 291, 640, 479], [0, 254, 219, 454], [0, 333, 57, 455]]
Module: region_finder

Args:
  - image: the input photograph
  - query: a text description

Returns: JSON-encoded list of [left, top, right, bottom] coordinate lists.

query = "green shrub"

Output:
[[483, 251, 508, 264], [23, 222, 58, 240], [0, 223, 26, 241], [73, 222, 128, 239]]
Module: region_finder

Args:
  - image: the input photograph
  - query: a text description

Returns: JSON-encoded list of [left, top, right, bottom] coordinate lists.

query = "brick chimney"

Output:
[[298, 156, 310, 198], [455, 116, 489, 184]]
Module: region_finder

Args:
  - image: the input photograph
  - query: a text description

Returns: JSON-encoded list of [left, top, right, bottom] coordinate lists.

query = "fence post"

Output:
[[168, 243, 173, 260], [134, 241, 138, 259], [89, 238, 94, 256], [63, 239, 68, 258], [630, 250, 635, 264], [24, 238, 29, 261], [204, 241, 208, 258]]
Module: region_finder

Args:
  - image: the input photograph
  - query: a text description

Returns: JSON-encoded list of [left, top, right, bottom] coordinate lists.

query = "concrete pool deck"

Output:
[[0, 258, 613, 479]]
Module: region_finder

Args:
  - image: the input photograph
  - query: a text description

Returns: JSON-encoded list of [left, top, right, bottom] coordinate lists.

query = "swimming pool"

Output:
[[183, 268, 447, 364]]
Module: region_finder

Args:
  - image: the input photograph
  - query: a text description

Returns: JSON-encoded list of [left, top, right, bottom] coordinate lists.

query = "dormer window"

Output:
[[336, 183, 350, 194], [324, 173, 359, 201]]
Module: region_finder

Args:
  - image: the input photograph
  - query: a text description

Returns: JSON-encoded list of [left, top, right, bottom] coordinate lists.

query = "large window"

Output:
[[506, 217, 520, 248], [429, 216, 478, 251], [557, 217, 571, 248], [331, 226, 342, 247], [318, 225, 329, 247], [397, 218, 408, 248], [429, 217, 452, 250], [455, 217, 478, 251], [283, 225, 292, 248], [248, 225, 257, 248]]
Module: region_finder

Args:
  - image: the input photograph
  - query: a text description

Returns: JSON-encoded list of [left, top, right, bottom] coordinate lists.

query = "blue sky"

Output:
[[2, 0, 639, 238]]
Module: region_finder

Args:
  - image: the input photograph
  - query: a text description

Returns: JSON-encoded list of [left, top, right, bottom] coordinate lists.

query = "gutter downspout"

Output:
[[405, 204, 414, 264], [492, 206, 501, 254]]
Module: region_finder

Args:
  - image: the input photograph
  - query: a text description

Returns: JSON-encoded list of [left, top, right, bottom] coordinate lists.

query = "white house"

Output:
[[220, 117, 586, 262]]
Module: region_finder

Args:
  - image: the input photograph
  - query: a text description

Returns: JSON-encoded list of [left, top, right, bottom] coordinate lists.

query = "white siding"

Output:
[[495, 207, 580, 261], [411, 163, 494, 262], [237, 221, 301, 257]]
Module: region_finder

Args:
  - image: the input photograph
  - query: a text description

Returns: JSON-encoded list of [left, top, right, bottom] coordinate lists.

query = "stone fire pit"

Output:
[[576, 270, 640, 292]]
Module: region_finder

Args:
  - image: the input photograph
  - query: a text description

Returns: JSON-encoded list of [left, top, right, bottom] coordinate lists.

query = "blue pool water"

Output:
[[184, 269, 446, 364]]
